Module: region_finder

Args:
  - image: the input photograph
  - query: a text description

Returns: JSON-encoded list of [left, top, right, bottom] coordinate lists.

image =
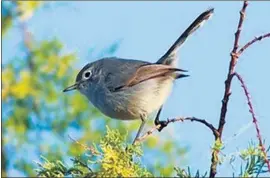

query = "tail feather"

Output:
[[157, 8, 214, 65]]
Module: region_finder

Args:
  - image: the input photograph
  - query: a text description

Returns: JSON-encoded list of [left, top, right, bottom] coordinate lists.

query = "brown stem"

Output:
[[136, 117, 218, 143], [238, 33, 270, 55], [218, 0, 248, 138], [209, 1, 249, 178], [68, 135, 100, 156], [234, 72, 270, 172]]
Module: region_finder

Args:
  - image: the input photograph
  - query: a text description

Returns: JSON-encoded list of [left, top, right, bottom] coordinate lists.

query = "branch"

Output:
[[210, 1, 249, 178], [238, 33, 270, 55], [68, 135, 100, 156], [218, 0, 248, 139], [135, 117, 218, 144], [234, 72, 270, 172]]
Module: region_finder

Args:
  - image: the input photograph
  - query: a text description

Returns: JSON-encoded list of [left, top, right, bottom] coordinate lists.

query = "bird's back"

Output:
[[93, 57, 150, 91]]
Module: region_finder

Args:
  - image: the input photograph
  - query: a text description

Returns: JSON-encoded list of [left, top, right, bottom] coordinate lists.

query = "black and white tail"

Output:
[[157, 8, 214, 66]]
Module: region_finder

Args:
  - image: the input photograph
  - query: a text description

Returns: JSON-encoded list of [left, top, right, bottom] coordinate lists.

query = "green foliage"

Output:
[[2, 2, 270, 177], [213, 138, 224, 152], [2, 2, 106, 175], [211, 138, 224, 166], [1, 9, 13, 36], [3, 2, 270, 178], [17, 1, 43, 22], [2, 1, 15, 36], [239, 143, 270, 177], [2, 3, 188, 176], [174, 167, 207, 178], [36, 127, 152, 177], [1, 1, 43, 36], [2, 37, 94, 176]]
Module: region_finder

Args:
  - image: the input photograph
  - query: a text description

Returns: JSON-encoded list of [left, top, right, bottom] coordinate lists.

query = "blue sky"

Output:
[[3, 1, 270, 176]]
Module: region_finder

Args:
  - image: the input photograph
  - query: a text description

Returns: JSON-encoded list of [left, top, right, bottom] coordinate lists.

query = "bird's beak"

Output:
[[63, 83, 78, 92]]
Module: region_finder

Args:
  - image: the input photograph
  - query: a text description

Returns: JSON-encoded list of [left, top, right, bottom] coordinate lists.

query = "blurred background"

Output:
[[2, 1, 270, 177]]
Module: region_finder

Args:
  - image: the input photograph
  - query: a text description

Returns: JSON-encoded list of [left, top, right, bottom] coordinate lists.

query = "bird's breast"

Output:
[[88, 76, 174, 120]]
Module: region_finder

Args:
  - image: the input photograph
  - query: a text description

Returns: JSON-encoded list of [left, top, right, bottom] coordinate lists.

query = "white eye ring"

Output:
[[83, 70, 92, 79]]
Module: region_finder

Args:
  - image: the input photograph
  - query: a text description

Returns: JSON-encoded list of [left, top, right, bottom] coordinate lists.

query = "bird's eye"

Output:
[[84, 71, 91, 79]]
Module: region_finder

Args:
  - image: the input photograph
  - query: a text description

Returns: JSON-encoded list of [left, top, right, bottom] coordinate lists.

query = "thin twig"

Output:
[[68, 135, 100, 156], [136, 117, 218, 143], [234, 72, 270, 172], [238, 33, 270, 55], [210, 1, 249, 178]]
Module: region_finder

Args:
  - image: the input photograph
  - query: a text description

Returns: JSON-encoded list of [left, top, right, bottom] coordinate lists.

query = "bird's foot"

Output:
[[155, 120, 168, 132]]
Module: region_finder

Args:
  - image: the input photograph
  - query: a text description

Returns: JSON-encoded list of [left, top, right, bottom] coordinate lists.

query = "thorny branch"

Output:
[[136, 1, 270, 176], [136, 117, 218, 144], [218, 0, 248, 140], [210, 1, 270, 177], [238, 33, 270, 55], [210, 2, 249, 176], [234, 72, 270, 172]]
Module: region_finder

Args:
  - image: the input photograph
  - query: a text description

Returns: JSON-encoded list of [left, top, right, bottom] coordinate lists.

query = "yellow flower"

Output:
[[2, 67, 15, 100], [2, 87, 10, 101], [57, 63, 68, 78], [40, 55, 57, 74], [10, 70, 37, 99], [2, 67, 14, 86], [17, 1, 42, 21], [57, 55, 75, 78], [101, 145, 137, 177]]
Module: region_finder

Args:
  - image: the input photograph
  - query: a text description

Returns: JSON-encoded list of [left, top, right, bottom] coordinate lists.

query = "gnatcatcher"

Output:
[[63, 8, 214, 144]]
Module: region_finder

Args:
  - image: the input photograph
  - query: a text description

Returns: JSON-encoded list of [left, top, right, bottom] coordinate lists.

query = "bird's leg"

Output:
[[154, 106, 168, 132], [132, 115, 146, 145]]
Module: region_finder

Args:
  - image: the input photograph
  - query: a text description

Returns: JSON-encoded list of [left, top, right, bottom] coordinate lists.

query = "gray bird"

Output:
[[63, 8, 214, 144]]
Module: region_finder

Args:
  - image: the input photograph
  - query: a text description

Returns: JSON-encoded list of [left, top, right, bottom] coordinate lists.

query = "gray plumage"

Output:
[[63, 8, 214, 144], [76, 57, 150, 92]]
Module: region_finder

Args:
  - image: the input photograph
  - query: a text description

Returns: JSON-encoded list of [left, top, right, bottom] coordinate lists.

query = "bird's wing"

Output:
[[101, 58, 187, 92], [120, 64, 187, 88], [100, 57, 149, 91]]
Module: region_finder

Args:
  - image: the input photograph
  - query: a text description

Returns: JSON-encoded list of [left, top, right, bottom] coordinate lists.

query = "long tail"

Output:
[[157, 8, 214, 65]]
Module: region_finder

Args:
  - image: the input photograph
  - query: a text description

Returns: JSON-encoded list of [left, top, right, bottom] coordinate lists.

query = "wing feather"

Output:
[[100, 58, 187, 92]]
